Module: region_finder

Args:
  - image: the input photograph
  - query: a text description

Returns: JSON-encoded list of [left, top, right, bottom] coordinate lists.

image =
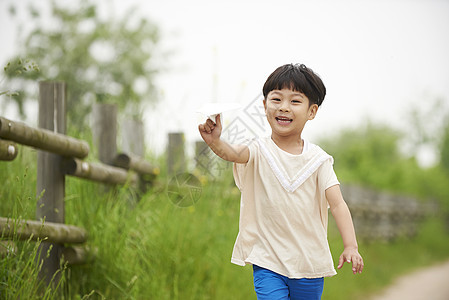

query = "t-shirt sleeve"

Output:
[[317, 158, 339, 192], [233, 141, 256, 190]]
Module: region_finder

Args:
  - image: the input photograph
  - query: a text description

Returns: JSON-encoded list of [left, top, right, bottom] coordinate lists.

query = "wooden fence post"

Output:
[[122, 118, 144, 157], [92, 103, 117, 165], [36, 81, 66, 287], [167, 133, 186, 176]]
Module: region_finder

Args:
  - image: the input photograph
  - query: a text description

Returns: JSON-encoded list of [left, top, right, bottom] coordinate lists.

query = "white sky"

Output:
[[1, 0, 449, 164]]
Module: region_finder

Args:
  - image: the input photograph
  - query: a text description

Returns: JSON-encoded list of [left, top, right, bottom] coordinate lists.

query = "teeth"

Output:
[[276, 117, 291, 121], [276, 117, 291, 124]]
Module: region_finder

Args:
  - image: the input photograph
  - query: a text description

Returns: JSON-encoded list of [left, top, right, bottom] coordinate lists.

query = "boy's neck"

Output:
[[270, 135, 304, 155]]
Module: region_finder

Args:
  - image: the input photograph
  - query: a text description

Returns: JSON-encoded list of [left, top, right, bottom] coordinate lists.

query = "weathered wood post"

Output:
[[167, 132, 186, 176], [122, 118, 144, 157], [92, 103, 117, 165], [36, 81, 66, 286], [121, 118, 156, 192]]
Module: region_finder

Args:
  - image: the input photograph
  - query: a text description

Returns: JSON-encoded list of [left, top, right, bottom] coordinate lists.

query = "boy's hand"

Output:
[[338, 247, 364, 274], [198, 114, 222, 145]]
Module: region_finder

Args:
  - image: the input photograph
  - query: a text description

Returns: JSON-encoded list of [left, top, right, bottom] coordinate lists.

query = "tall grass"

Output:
[[1, 147, 449, 299], [0, 235, 65, 299], [0, 148, 67, 299], [63, 165, 255, 299]]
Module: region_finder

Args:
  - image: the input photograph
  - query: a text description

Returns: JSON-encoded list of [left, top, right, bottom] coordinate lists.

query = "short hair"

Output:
[[262, 64, 326, 106]]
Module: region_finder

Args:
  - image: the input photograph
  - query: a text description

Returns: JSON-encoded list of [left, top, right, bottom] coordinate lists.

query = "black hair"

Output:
[[262, 63, 326, 106]]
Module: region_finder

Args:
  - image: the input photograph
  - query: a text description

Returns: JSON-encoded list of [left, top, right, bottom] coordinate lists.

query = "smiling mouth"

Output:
[[275, 116, 292, 125]]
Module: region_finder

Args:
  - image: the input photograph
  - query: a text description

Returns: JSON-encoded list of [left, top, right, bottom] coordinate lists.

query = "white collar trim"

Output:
[[257, 138, 331, 193]]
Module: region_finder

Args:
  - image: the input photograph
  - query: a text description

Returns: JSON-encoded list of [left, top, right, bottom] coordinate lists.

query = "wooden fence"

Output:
[[341, 184, 436, 242], [0, 81, 158, 286]]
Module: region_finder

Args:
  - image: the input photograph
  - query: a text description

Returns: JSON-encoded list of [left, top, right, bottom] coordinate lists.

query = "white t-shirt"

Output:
[[231, 137, 339, 278]]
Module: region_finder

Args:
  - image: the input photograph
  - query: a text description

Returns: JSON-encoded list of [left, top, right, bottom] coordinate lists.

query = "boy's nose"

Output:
[[279, 103, 290, 112]]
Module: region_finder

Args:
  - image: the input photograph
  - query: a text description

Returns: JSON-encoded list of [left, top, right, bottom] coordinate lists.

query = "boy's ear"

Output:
[[263, 99, 267, 111], [308, 104, 319, 120]]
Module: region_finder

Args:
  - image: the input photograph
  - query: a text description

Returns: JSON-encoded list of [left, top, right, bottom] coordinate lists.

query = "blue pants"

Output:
[[253, 265, 324, 300]]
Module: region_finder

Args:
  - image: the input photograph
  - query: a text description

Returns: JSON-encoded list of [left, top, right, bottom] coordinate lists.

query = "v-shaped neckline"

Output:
[[257, 138, 331, 193]]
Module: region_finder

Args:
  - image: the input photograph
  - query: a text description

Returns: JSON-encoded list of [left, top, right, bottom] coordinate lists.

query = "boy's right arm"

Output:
[[198, 114, 249, 164]]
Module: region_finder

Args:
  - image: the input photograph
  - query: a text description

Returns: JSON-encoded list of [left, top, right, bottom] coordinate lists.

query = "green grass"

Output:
[[0, 235, 66, 299], [63, 171, 256, 299], [1, 148, 449, 299]]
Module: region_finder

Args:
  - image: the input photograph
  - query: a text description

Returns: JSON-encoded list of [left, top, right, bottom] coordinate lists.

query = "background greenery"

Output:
[[1, 120, 449, 299], [2, 0, 162, 131]]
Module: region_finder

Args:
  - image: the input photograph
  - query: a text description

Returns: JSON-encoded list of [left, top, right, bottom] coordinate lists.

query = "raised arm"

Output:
[[326, 184, 364, 274], [198, 114, 249, 164]]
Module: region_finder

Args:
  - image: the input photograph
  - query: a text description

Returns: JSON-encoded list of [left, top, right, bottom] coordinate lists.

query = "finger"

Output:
[[349, 257, 359, 274], [350, 257, 356, 273], [352, 258, 363, 274], [206, 118, 214, 125], [199, 123, 212, 136], [343, 256, 356, 274], [337, 255, 344, 269], [204, 121, 215, 133], [357, 259, 364, 274], [215, 113, 222, 127]]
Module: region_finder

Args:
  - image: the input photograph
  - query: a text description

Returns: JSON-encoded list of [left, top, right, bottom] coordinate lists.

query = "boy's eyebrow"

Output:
[[270, 91, 305, 97]]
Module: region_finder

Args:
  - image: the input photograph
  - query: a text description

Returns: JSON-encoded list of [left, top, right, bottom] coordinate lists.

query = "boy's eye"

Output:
[[271, 98, 281, 102], [292, 100, 301, 103]]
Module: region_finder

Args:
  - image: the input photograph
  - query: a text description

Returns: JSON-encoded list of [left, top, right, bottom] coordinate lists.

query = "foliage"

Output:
[[404, 96, 448, 149], [402, 96, 449, 176], [3, 0, 161, 130], [0, 59, 40, 101], [319, 122, 449, 212], [440, 122, 449, 175], [0, 149, 66, 299], [0, 236, 66, 300], [320, 123, 403, 189]]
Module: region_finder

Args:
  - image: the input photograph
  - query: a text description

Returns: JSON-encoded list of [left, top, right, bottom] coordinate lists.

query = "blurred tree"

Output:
[[1, 59, 40, 97], [440, 122, 449, 174], [320, 123, 403, 189], [3, 0, 161, 131], [320, 122, 449, 211], [403, 96, 449, 166]]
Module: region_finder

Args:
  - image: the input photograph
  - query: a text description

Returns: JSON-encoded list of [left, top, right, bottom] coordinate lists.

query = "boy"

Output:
[[198, 63, 363, 299]]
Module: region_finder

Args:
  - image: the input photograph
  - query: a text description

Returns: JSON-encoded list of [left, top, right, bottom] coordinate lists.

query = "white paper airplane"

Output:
[[196, 102, 241, 122]]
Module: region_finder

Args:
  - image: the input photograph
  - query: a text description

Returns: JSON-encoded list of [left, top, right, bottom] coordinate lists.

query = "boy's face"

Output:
[[263, 88, 318, 140]]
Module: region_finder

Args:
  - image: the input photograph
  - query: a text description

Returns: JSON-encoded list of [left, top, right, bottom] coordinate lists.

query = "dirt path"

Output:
[[369, 259, 449, 300]]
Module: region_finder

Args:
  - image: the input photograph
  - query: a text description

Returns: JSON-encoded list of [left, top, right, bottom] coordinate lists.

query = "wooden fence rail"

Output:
[[0, 217, 87, 244], [114, 152, 158, 175], [0, 138, 17, 161], [0, 116, 89, 159], [63, 157, 138, 185]]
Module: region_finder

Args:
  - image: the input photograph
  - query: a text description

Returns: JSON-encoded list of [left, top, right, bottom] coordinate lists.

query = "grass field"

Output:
[[1, 148, 449, 299]]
